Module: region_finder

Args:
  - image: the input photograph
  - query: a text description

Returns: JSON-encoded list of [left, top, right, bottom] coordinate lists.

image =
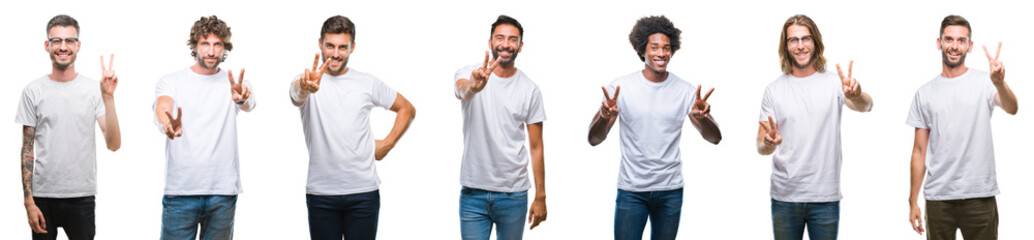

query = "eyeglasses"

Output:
[[786, 36, 813, 46], [47, 37, 79, 45]]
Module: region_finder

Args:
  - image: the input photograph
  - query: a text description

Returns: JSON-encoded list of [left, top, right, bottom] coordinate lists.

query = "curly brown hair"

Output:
[[187, 15, 233, 58]]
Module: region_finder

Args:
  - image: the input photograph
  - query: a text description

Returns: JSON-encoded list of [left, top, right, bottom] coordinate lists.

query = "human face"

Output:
[[320, 33, 353, 75], [194, 34, 226, 70], [46, 26, 79, 70], [938, 25, 972, 68], [785, 25, 814, 70], [643, 33, 672, 73], [489, 24, 522, 67]]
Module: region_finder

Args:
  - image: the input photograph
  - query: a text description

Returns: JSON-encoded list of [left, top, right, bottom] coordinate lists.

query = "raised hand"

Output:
[[163, 107, 183, 140], [983, 42, 1005, 85], [228, 69, 250, 103], [99, 54, 117, 97], [690, 85, 714, 120], [837, 60, 862, 99], [301, 53, 330, 93], [759, 116, 782, 146], [600, 86, 621, 119], [469, 50, 501, 93]]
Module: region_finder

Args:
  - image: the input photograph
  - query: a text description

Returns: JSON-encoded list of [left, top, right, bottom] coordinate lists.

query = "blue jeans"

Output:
[[614, 188, 683, 240], [771, 199, 839, 240], [306, 190, 380, 240], [161, 195, 237, 240], [32, 196, 96, 240], [459, 187, 527, 240]]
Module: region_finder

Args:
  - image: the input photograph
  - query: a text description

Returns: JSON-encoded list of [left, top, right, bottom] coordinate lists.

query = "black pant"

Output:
[[32, 196, 96, 240], [926, 196, 998, 240], [306, 190, 380, 240]]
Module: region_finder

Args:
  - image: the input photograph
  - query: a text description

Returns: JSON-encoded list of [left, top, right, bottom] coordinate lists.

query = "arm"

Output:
[[21, 126, 47, 233], [527, 122, 547, 229], [587, 110, 617, 146], [756, 125, 774, 155], [455, 51, 500, 100], [292, 53, 329, 106], [690, 115, 721, 144], [155, 96, 183, 140], [97, 94, 121, 151], [909, 128, 930, 235], [374, 93, 416, 160], [994, 83, 1018, 115], [837, 61, 873, 112], [290, 77, 311, 106], [756, 116, 781, 155]]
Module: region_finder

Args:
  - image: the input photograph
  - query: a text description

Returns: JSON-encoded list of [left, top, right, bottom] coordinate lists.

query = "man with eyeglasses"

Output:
[[756, 14, 872, 240], [153, 15, 255, 240], [906, 15, 1017, 240], [453, 15, 547, 240], [17, 14, 122, 240]]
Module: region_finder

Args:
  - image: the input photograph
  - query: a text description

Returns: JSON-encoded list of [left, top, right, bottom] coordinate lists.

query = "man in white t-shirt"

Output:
[[453, 15, 546, 240], [756, 14, 873, 240], [906, 15, 1018, 240], [17, 14, 122, 240], [587, 16, 722, 240], [153, 15, 255, 240], [288, 15, 416, 240]]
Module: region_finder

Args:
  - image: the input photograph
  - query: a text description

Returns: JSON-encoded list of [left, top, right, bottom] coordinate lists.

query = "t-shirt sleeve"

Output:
[[526, 86, 546, 124], [15, 86, 37, 127], [454, 65, 475, 98], [94, 90, 106, 120], [685, 82, 698, 116], [986, 80, 999, 108], [905, 91, 928, 129], [372, 78, 398, 109], [153, 77, 173, 133], [758, 86, 775, 122]]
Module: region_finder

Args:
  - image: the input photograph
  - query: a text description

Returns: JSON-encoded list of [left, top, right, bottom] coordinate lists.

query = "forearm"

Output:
[[385, 102, 415, 146], [237, 92, 256, 112], [756, 139, 774, 155], [847, 92, 873, 112], [693, 116, 722, 144], [21, 126, 36, 204], [995, 82, 1018, 114], [101, 95, 121, 151], [531, 143, 545, 200], [587, 112, 614, 146], [290, 79, 310, 106], [155, 96, 174, 127], [909, 152, 926, 206]]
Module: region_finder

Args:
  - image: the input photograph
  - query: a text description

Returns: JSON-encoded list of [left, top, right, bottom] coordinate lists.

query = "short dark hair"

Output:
[[940, 15, 971, 38], [47, 14, 79, 37], [629, 16, 681, 61], [491, 15, 523, 40], [188, 15, 233, 58], [321, 15, 356, 41]]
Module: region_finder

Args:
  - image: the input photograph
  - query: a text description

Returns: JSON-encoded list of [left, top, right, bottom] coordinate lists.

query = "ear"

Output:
[[936, 38, 942, 51], [44, 40, 50, 52], [517, 41, 524, 53], [967, 41, 973, 53], [348, 41, 356, 54]]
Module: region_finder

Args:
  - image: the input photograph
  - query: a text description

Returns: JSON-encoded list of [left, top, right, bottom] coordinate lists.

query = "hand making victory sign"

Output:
[[983, 42, 1005, 85], [600, 86, 621, 119], [690, 85, 714, 120], [469, 50, 501, 94], [301, 53, 330, 93], [836, 60, 862, 99], [99, 54, 117, 96], [760, 116, 782, 147], [228, 68, 250, 103], [163, 107, 183, 140]]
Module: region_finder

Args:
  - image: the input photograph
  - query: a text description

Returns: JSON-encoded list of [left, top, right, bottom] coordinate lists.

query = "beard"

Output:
[[50, 50, 76, 70], [196, 53, 224, 70], [791, 51, 812, 69], [491, 46, 518, 67], [323, 56, 349, 75], [941, 49, 967, 68]]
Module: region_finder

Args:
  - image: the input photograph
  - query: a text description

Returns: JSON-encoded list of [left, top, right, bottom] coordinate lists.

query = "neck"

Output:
[[941, 63, 968, 78], [641, 66, 668, 83], [49, 65, 77, 82], [190, 63, 220, 75], [790, 64, 817, 78], [494, 63, 518, 78], [327, 67, 350, 77]]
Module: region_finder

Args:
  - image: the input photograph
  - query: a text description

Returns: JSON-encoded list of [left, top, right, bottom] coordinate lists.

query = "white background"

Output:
[[1, 0, 1030, 239]]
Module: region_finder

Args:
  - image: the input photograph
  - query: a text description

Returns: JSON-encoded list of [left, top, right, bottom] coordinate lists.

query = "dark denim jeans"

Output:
[[161, 195, 237, 240], [32, 196, 96, 240], [459, 187, 528, 240], [307, 190, 380, 240], [614, 188, 683, 240], [771, 199, 839, 240]]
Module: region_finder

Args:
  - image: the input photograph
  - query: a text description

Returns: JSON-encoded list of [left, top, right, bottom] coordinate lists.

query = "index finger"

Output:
[[995, 41, 1001, 60], [164, 110, 175, 121], [847, 60, 853, 79], [227, 71, 235, 85], [601, 86, 611, 100], [99, 55, 106, 72], [312, 53, 320, 71], [702, 88, 714, 102], [983, 44, 993, 60], [695, 85, 702, 100], [108, 53, 114, 72], [482, 50, 490, 68], [759, 120, 771, 132], [176, 107, 183, 120], [237, 69, 246, 85], [768, 115, 777, 129], [486, 56, 501, 73], [836, 63, 846, 81], [613, 86, 620, 100], [318, 58, 330, 74]]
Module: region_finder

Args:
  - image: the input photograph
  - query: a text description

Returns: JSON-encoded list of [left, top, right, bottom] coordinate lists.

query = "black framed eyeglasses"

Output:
[[47, 37, 79, 45]]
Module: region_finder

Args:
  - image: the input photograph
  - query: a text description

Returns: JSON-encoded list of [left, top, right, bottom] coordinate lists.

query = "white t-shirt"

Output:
[[294, 69, 397, 196], [608, 71, 695, 192], [759, 71, 844, 203], [906, 69, 1000, 201], [15, 75, 105, 198], [455, 65, 546, 193], [154, 68, 255, 195]]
